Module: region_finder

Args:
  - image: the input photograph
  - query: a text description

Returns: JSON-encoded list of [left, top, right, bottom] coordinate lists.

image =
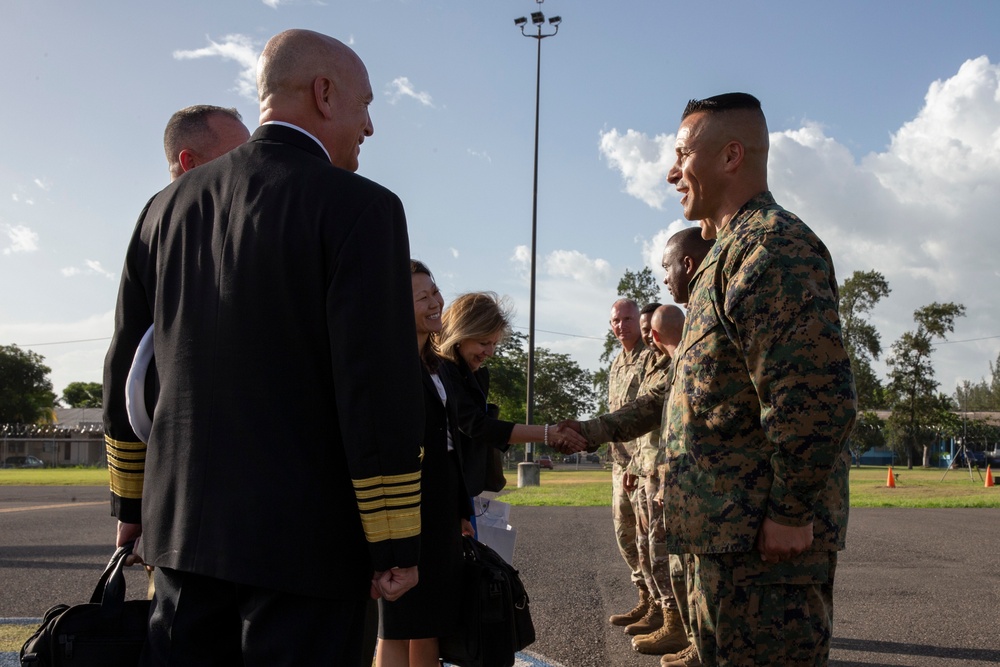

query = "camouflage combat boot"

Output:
[[624, 599, 663, 636], [632, 606, 688, 654], [660, 643, 702, 667], [609, 588, 650, 626]]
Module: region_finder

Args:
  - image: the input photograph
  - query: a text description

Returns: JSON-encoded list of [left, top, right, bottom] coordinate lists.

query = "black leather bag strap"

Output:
[[89, 542, 134, 616]]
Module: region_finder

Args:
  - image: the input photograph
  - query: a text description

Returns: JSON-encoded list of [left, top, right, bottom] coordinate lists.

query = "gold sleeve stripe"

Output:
[[353, 481, 421, 500], [105, 435, 145, 500], [352, 470, 422, 490], [359, 507, 421, 542], [354, 469, 421, 543], [358, 495, 420, 511]]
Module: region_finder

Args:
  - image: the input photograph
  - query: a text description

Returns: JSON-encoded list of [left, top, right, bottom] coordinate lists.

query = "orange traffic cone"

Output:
[[986, 465, 995, 488], [886, 466, 896, 488]]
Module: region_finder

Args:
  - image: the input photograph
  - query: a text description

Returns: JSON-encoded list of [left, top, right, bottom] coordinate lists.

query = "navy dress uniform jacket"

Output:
[[102, 124, 424, 600]]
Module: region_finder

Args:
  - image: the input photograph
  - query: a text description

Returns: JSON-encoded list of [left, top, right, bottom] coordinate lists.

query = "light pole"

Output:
[[514, 1, 561, 464]]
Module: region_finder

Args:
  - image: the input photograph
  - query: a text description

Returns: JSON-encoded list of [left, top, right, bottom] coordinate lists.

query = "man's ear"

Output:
[[722, 140, 745, 173], [314, 76, 335, 119], [651, 329, 662, 344], [178, 149, 199, 174]]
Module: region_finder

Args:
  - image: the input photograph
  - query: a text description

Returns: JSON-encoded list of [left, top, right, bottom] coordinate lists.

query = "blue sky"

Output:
[[2, 0, 999, 408]]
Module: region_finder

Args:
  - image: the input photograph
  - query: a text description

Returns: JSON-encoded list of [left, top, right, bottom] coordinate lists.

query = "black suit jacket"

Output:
[[443, 358, 515, 496], [103, 124, 424, 599]]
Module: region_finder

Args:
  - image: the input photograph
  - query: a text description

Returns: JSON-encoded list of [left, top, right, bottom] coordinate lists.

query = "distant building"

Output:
[[1, 408, 105, 467]]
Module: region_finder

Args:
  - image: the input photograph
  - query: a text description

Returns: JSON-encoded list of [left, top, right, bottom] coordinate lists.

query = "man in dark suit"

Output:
[[103, 29, 424, 666]]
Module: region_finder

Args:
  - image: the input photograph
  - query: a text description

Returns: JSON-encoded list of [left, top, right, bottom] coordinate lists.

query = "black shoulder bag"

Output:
[[439, 536, 535, 667], [20, 543, 150, 666]]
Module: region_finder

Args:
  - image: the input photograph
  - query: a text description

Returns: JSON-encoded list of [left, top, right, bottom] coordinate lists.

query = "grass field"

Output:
[[2, 465, 998, 507], [498, 465, 1000, 508]]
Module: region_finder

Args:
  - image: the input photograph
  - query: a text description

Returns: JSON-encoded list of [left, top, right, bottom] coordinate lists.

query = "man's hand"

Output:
[[371, 566, 419, 601], [623, 471, 638, 492], [756, 517, 813, 563], [551, 422, 587, 454], [117, 521, 145, 566], [460, 518, 475, 537]]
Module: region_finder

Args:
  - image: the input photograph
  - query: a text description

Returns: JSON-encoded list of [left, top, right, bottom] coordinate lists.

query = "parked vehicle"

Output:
[[2, 455, 44, 469], [563, 453, 580, 464], [586, 453, 601, 464], [537, 455, 553, 469]]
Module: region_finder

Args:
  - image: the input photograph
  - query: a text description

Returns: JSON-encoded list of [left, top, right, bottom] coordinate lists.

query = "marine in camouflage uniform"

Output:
[[649, 92, 858, 667], [605, 298, 648, 625], [631, 349, 674, 614], [661, 186, 856, 667], [582, 304, 691, 655]]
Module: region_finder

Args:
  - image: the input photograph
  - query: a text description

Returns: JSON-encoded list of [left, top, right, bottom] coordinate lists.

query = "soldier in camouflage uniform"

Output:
[[582, 305, 690, 655], [604, 298, 650, 628], [659, 92, 856, 667], [561, 230, 714, 665]]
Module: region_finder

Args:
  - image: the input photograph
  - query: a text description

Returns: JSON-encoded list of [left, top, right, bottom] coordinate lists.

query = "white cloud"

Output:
[[261, 0, 282, 7], [598, 56, 1000, 393], [61, 259, 115, 279], [174, 34, 260, 102], [467, 148, 492, 163], [544, 249, 612, 285], [11, 193, 34, 205], [598, 128, 675, 209], [385, 77, 435, 108], [33, 178, 51, 191], [449, 247, 460, 258], [2, 223, 39, 254]]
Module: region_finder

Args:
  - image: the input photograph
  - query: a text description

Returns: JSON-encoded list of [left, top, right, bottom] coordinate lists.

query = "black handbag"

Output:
[[439, 537, 535, 667], [20, 543, 150, 666]]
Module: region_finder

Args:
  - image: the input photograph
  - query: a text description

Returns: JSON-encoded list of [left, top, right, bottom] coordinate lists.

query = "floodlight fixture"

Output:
[[548, 16, 561, 25], [514, 16, 527, 26], [531, 11, 544, 24]]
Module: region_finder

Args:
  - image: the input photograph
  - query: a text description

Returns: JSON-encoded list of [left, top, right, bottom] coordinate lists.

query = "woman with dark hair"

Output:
[[438, 292, 586, 499], [375, 260, 473, 667]]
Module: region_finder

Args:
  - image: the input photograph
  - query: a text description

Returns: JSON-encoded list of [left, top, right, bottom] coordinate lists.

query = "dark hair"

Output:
[[640, 302, 662, 316], [410, 259, 440, 371], [671, 227, 715, 261], [163, 105, 244, 178], [681, 92, 761, 120]]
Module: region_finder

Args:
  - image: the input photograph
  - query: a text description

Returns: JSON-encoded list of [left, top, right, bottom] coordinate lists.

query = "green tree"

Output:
[[62, 381, 103, 408], [886, 302, 965, 468], [0, 344, 57, 423], [593, 267, 662, 414], [839, 270, 891, 409], [848, 411, 885, 467], [954, 350, 1000, 412], [486, 331, 597, 457]]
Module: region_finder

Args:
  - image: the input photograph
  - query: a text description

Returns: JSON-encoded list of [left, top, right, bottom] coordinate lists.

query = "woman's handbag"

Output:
[[439, 537, 535, 667], [20, 543, 150, 666]]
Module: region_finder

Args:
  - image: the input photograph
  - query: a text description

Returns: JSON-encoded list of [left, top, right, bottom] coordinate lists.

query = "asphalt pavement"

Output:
[[2, 486, 999, 666]]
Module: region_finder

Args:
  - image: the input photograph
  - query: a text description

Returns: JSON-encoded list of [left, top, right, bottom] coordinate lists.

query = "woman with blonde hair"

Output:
[[439, 292, 586, 498]]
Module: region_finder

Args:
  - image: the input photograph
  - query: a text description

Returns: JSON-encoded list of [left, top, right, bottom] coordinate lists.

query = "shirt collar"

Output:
[[262, 121, 331, 162]]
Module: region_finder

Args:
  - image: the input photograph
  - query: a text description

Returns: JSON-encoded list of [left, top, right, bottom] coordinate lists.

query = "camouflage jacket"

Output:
[[582, 351, 672, 476], [606, 340, 647, 466], [661, 192, 857, 554]]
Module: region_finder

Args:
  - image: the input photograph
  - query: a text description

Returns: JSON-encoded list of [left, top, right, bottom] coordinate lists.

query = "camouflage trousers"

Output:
[[687, 550, 837, 667], [669, 553, 695, 643], [636, 475, 675, 608], [611, 462, 643, 589]]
